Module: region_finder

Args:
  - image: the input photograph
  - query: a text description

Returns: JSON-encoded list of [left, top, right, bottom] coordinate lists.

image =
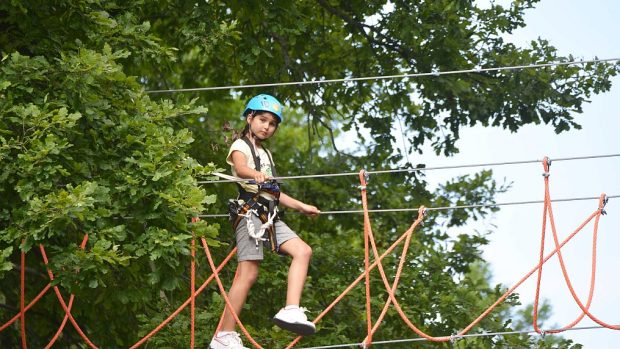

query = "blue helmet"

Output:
[[243, 94, 283, 123]]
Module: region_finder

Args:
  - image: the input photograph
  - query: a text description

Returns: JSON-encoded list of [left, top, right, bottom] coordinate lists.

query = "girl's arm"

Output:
[[232, 150, 320, 216], [279, 192, 320, 217], [230, 150, 269, 183]]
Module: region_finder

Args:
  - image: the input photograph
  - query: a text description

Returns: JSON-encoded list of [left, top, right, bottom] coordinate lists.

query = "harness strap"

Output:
[[240, 136, 277, 178], [230, 136, 281, 252]]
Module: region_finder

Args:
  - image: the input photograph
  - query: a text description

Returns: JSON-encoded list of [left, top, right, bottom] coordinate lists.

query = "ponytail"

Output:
[[239, 124, 250, 139]]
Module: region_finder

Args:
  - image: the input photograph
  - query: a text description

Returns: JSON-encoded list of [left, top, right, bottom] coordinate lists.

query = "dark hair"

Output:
[[240, 123, 251, 139]]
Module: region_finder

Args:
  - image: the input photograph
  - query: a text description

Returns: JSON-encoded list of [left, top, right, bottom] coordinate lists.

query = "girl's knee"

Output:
[[297, 243, 312, 260], [237, 262, 260, 285]]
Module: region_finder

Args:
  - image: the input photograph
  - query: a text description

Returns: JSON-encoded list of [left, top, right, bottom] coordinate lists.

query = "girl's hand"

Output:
[[253, 171, 269, 184], [299, 203, 321, 217]]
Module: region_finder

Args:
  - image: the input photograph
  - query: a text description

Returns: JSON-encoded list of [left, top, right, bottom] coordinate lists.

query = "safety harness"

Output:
[[228, 136, 281, 252]]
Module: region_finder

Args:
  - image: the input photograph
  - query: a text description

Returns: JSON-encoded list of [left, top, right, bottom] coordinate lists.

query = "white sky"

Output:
[[413, 1, 620, 347]]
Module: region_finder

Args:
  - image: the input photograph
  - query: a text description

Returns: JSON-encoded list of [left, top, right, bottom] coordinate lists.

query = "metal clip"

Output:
[[358, 169, 370, 191], [417, 206, 427, 225], [542, 157, 552, 178], [359, 339, 371, 349], [601, 194, 608, 215], [449, 333, 462, 344]]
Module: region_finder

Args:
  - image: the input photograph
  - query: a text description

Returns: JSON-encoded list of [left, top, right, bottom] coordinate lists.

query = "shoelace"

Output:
[[218, 332, 243, 347], [230, 332, 242, 344]]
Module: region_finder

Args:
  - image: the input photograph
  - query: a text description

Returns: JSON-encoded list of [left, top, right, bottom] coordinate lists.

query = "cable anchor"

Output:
[[600, 194, 608, 215], [417, 206, 428, 225], [542, 157, 552, 178], [539, 329, 547, 339], [358, 169, 370, 190]]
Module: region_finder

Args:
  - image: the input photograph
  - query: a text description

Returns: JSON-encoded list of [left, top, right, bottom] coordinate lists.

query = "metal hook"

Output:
[[540, 329, 547, 339], [542, 157, 552, 177]]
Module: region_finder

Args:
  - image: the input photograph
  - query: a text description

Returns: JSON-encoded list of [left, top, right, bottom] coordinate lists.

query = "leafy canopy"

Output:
[[1, 0, 613, 347]]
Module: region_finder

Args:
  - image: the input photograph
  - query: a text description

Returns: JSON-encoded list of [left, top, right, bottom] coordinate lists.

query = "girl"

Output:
[[210, 94, 320, 349]]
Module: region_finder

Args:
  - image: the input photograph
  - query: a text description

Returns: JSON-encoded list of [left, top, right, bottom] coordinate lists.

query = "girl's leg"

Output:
[[219, 260, 260, 331], [278, 237, 312, 305]]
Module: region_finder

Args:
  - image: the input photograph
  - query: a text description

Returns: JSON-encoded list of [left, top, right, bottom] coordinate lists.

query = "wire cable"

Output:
[[298, 324, 618, 349], [146, 57, 620, 94], [198, 153, 620, 184], [198, 194, 620, 218]]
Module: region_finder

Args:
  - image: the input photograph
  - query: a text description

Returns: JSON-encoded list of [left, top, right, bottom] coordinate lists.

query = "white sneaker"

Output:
[[272, 305, 316, 336], [209, 331, 249, 349]]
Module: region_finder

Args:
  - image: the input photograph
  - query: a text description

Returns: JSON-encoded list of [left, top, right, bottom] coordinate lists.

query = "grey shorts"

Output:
[[235, 214, 298, 261]]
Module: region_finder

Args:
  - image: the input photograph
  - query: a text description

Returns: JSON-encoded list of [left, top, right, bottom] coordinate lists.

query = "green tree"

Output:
[[1, 0, 615, 348]]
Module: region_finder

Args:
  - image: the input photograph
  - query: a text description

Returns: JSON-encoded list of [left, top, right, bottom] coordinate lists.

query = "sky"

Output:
[[411, 1, 620, 348]]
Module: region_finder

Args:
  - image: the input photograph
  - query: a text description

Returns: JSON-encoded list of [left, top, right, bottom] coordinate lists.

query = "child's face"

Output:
[[247, 112, 279, 140]]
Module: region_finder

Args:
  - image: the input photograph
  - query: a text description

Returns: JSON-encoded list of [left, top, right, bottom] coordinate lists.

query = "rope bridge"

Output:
[[1, 157, 617, 348]]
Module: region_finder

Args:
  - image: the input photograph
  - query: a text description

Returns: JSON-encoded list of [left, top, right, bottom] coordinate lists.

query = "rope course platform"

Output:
[[2, 156, 618, 348]]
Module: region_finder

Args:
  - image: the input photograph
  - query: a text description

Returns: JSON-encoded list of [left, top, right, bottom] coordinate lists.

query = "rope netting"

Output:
[[1, 158, 617, 348]]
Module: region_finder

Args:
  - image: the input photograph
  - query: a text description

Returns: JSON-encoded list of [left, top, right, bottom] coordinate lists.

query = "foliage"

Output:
[[0, 2, 218, 346], [1, 0, 616, 347]]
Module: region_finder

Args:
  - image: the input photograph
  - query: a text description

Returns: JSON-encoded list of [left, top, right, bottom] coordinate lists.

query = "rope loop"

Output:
[[419, 206, 427, 217], [358, 169, 369, 191], [599, 194, 608, 215], [362, 169, 370, 184], [417, 206, 427, 223], [542, 156, 552, 178], [539, 329, 547, 338]]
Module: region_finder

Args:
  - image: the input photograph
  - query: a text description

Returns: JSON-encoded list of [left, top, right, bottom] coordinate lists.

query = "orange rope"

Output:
[[359, 170, 430, 347], [362, 206, 426, 347], [44, 294, 76, 349], [553, 203, 620, 329], [2, 160, 618, 348], [459, 205, 601, 336], [44, 234, 89, 348], [309, 164, 615, 347], [129, 247, 237, 349], [4, 230, 241, 349], [360, 171, 373, 346], [535, 158, 618, 329], [190, 217, 198, 349], [199, 237, 264, 349], [285, 207, 427, 349], [214, 266, 240, 335], [533, 158, 597, 334], [39, 243, 99, 349], [20, 244, 27, 349], [357, 171, 453, 343], [0, 284, 52, 332]]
